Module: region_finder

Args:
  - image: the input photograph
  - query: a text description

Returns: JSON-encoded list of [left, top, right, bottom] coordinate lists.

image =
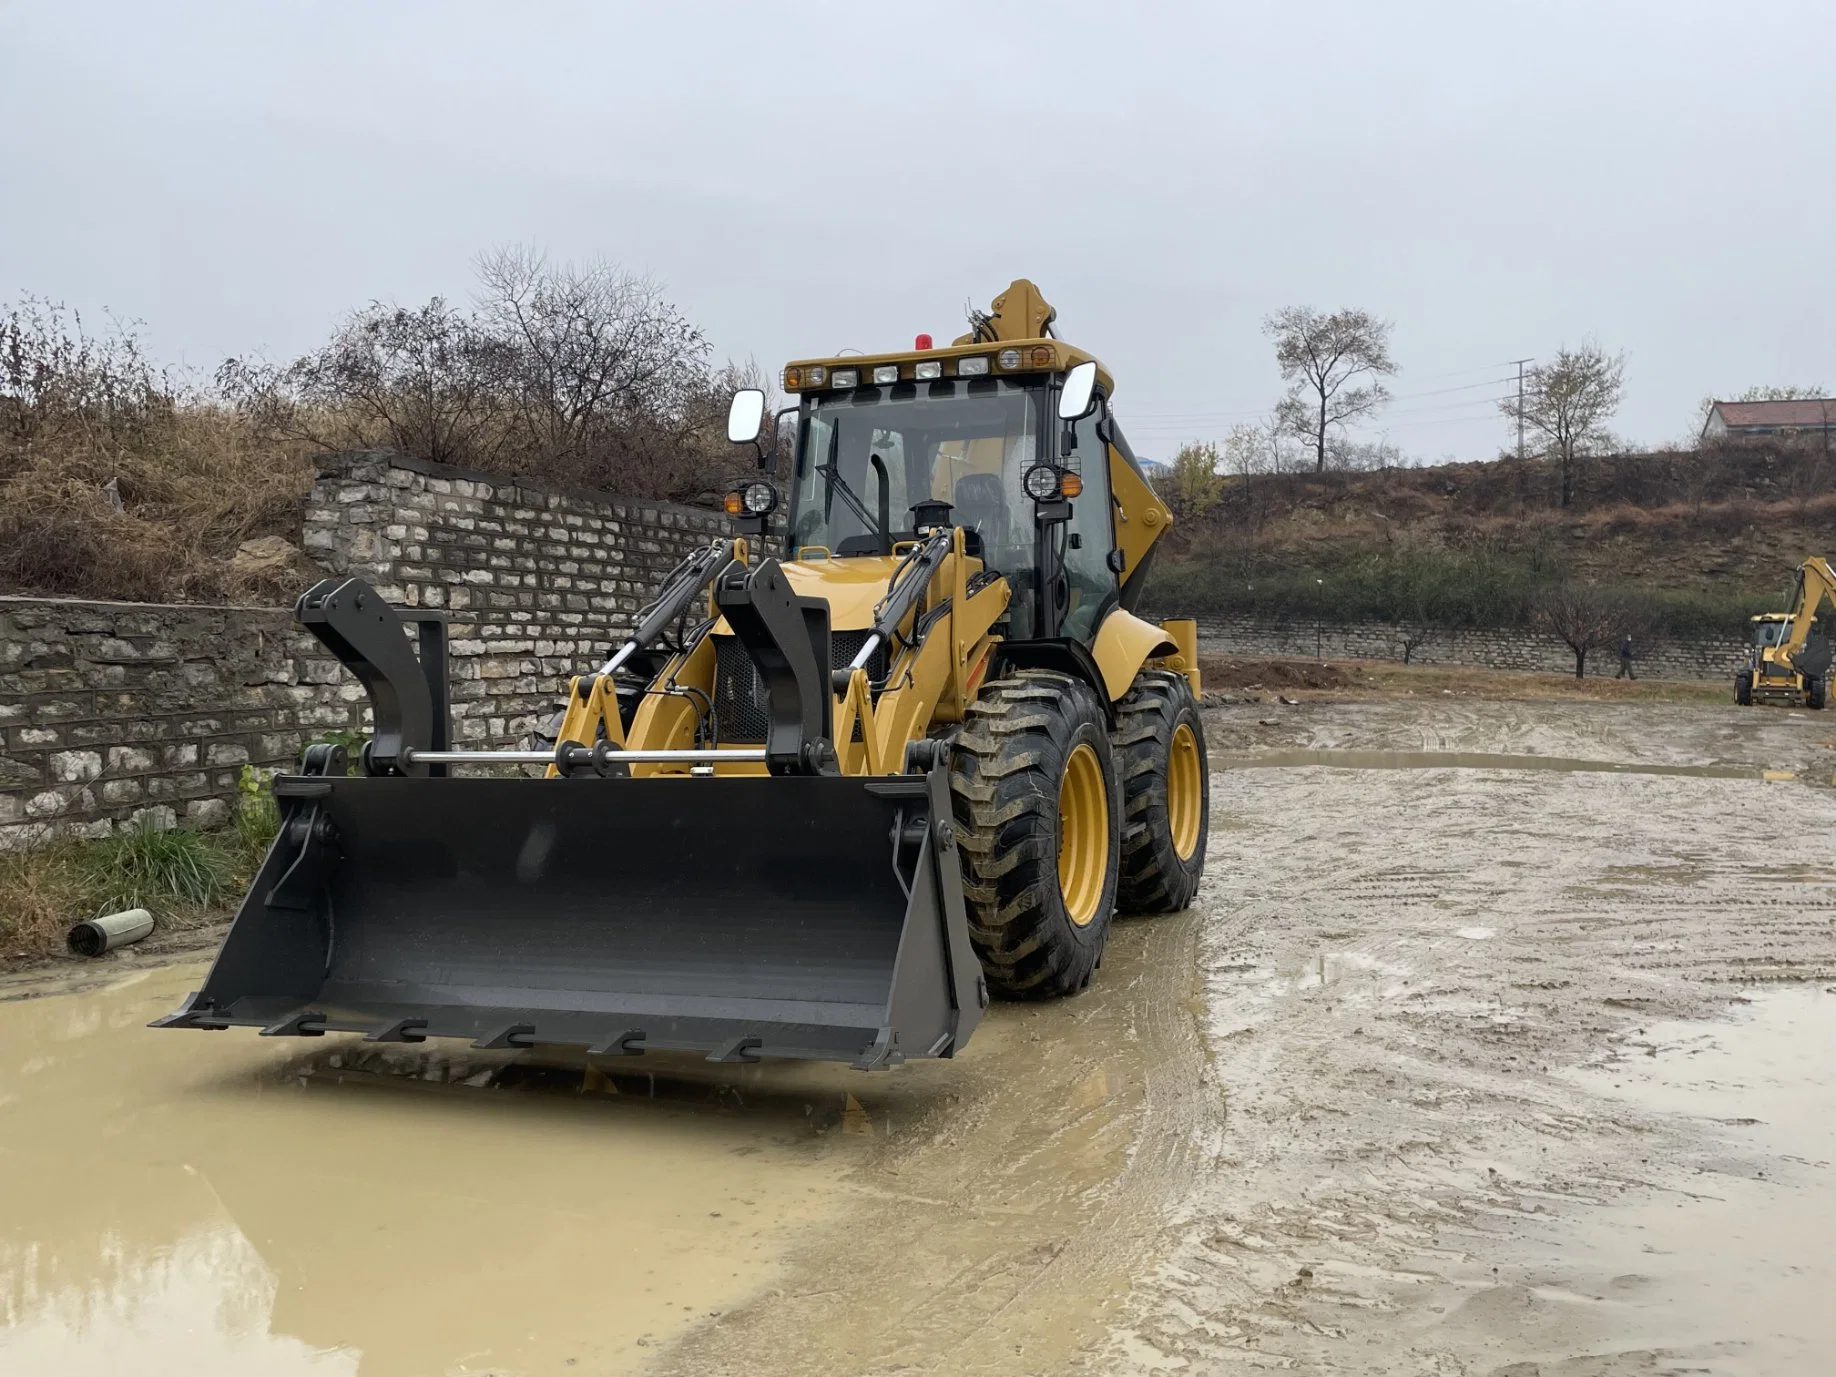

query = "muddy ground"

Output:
[[2, 692, 1833, 1376]]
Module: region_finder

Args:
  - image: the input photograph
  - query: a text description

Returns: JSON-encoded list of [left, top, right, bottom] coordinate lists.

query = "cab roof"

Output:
[[781, 337, 1114, 398]]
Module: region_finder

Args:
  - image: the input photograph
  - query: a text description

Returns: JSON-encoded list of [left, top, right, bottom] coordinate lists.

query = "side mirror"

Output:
[[1057, 360, 1098, 421], [727, 388, 767, 445]]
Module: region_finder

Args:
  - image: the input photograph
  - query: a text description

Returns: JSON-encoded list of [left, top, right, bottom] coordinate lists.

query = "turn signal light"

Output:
[[1061, 473, 1084, 498], [723, 491, 745, 515], [1029, 345, 1054, 367], [783, 364, 827, 389]]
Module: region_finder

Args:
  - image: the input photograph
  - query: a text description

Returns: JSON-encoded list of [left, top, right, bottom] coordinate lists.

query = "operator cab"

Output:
[[730, 360, 1116, 642], [1750, 614, 1798, 648]]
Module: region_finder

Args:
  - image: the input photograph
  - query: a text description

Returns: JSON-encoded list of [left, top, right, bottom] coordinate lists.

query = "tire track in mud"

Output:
[[1099, 701, 1836, 1375], [653, 906, 1209, 1377]]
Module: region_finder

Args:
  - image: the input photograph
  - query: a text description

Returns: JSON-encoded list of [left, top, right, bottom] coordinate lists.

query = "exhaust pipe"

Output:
[[68, 908, 155, 958]]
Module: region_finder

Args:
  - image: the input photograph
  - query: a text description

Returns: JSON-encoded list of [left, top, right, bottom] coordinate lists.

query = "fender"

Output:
[[1090, 609, 1180, 701]]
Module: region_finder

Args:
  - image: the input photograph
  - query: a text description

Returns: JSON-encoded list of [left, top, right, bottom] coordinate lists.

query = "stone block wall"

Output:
[[1, 452, 750, 848], [1196, 615, 1743, 681], [302, 451, 746, 747], [0, 599, 360, 850]]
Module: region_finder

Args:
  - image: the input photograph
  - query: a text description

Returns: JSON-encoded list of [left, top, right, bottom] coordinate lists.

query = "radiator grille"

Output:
[[711, 632, 890, 744], [713, 636, 771, 743]]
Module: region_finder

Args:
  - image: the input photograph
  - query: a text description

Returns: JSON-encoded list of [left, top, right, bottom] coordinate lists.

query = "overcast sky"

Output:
[[4, 1, 1832, 462]]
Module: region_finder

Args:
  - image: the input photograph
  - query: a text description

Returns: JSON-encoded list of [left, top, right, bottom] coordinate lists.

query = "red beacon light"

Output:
[[914, 333, 933, 350]]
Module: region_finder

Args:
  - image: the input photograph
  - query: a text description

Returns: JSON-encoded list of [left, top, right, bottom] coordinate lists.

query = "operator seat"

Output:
[[952, 473, 1010, 569]]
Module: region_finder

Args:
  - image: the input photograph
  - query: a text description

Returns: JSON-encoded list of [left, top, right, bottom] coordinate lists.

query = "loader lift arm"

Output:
[[598, 537, 738, 677], [1779, 557, 1836, 675]]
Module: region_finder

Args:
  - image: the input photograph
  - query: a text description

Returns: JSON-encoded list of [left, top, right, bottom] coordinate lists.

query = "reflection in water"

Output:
[[0, 1226, 354, 1375], [0, 963, 857, 1376]]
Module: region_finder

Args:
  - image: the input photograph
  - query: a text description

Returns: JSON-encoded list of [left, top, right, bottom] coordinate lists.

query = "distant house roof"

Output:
[[1714, 399, 1834, 427], [1704, 398, 1836, 439]]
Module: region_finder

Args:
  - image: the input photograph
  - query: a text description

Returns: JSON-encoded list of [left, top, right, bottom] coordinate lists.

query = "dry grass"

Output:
[[0, 846, 88, 956], [0, 782, 280, 963], [0, 405, 315, 603]]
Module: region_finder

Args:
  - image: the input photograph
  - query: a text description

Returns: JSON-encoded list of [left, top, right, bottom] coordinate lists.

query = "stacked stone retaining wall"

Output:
[[0, 599, 358, 850], [301, 451, 748, 750], [1197, 615, 1743, 681], [1, 452, 747, 849]]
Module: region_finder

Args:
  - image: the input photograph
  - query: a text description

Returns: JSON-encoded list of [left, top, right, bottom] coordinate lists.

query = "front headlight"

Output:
[[1022, 464, 1062, 501], [742, 481, 779, 515]]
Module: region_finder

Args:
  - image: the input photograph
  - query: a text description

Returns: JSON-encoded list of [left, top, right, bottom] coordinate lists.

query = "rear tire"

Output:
[[949, 670, 1121, 999], [1114, 671, 1209, 914], [1735, 671, 1753, 706], [1809, 676, 1827, 710]]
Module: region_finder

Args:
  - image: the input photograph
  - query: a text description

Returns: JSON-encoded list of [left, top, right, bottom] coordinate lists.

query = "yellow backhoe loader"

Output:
[[1735, 557, 1836, 709], [156, 280, 1209, 1068]]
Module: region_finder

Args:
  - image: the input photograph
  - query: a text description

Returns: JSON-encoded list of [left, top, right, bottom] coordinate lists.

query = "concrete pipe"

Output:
[[68, 908, 155, 958]]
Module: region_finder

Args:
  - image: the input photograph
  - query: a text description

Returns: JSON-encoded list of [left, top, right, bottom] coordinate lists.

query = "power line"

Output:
[[1125, 391, 1514, 435], [1121, 373, 1518, 426]]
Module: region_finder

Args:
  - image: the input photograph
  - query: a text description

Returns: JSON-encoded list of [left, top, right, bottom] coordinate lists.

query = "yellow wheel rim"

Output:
[[1168, 722, 1202, 861], [1058, 742, 1110, 927]]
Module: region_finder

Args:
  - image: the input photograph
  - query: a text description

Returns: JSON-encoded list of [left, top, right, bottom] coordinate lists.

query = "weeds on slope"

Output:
[[0, 767, 283, 960]]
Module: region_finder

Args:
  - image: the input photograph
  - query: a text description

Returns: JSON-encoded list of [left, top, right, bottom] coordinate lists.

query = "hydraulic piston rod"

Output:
[[405, 747, 769, 767]]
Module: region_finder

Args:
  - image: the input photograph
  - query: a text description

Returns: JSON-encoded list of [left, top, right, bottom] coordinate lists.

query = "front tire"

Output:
[[1808, 676, 1827, 710], [950, 671, 1121, 999], [1735, 671, 1753, 706], [1114, 670, 1210, 913]]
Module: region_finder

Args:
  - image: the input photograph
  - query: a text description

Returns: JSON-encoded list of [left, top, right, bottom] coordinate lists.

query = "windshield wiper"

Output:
[[817, 423, 883, 539]]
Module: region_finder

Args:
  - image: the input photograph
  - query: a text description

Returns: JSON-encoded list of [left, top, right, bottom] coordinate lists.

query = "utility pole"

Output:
[[1510, 358, 1534, 461]]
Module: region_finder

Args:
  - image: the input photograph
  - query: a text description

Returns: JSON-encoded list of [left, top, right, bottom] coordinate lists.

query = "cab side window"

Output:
[[1059, 401, 1117, 641]]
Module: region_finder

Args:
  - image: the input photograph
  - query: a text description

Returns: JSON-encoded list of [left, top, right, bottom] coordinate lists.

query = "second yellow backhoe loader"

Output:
[[156, 280, 1209, 1069], [1735, 557, 1836, 709]]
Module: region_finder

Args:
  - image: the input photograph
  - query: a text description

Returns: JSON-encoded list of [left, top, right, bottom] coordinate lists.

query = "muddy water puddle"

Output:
[[1531, 986, 1836, 1373], [0, 963, 927, 1376], [1213, 746, 1768, 779], [0, 918, 1197, 1377]]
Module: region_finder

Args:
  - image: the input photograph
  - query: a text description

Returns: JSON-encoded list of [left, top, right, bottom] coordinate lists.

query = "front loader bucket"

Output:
[[156, 770, 986, 1068]]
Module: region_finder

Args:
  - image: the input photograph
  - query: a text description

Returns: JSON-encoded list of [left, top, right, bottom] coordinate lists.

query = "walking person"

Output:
[[1616, 633, 1636, 680]]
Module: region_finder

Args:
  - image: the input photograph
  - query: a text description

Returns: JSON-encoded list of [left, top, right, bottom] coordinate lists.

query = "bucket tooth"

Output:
[[707, 1035, 763, 1064], [473, 1024, 537, 1050], [587, 1030, 647, 1057], [364, 1018, 429, 1043], [261, 1010, 329, 1037]]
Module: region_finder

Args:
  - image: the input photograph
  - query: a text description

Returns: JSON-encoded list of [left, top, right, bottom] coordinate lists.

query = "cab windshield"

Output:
[[1753, 619, 1793, 647], [788, 379, 1042, 570]]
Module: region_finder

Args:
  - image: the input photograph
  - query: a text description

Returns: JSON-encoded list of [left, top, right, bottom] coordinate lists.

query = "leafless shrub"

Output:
[[220, 248, 748, 505], [1532, 583, 1651, 678]]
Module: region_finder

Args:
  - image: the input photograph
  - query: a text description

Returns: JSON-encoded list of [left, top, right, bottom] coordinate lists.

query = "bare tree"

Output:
[[1500, 342, 1625, 508], [1532, 583, 1648, 678], [217, 299, 516, 468], [217, 247, 745, 504], [474, 245, 710, 487], [1264, 307, 1397, 473]]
